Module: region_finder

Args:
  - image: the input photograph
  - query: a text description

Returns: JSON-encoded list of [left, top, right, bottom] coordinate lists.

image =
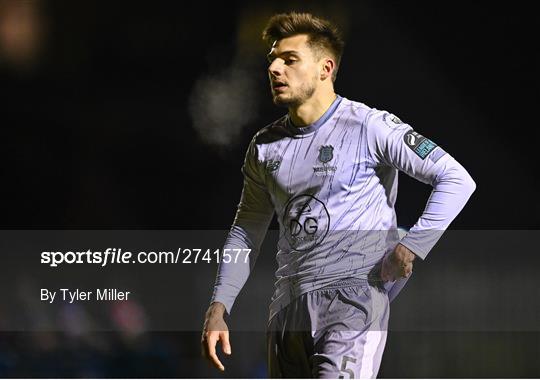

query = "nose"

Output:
[[268, 58, 283, 78]]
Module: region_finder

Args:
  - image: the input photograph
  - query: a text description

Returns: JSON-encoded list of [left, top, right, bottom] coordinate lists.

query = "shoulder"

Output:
[[243, 115, 288, 162], [252, 115, 289, 145], [336, 97, 409, 133], [359, 103, 412, 139], [335, 97, 373, 125], [349, 102, 413, 162]]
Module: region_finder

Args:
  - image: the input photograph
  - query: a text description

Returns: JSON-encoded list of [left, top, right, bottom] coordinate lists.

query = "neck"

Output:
[[288, 88, 337, 127]]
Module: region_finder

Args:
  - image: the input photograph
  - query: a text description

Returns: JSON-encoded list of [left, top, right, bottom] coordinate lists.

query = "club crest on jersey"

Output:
[[318, 145, 334, 163]]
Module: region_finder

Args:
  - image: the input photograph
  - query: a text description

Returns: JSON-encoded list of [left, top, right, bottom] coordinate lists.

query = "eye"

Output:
[[285, 58, 297, 65]]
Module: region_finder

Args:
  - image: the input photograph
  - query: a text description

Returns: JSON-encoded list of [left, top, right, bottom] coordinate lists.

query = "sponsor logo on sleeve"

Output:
[[403, 130, 438, 159]]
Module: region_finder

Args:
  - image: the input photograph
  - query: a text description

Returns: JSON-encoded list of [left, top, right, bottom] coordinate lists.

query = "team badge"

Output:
[[318, 145, 334, 163]]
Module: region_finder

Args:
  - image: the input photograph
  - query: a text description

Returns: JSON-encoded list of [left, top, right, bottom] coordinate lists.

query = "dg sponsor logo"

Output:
[[282, 194, 330, 251]]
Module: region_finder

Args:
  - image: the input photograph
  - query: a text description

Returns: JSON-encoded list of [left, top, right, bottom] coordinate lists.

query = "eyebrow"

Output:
[[267, 50, 301, 61]]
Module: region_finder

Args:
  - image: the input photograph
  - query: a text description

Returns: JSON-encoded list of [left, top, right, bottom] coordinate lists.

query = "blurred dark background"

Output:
[[0, 0, 538, 377]]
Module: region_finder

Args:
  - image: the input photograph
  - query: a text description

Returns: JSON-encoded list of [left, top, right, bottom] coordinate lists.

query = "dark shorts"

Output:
[[266, 278, 389, 378]]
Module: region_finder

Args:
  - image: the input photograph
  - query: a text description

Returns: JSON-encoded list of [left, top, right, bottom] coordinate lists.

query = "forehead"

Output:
[[268, 34, 311, 56]]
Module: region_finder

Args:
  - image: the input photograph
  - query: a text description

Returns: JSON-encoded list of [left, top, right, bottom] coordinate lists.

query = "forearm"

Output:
[[399, 156, 476, 259], [210, 220, 268, 314], [209, 135, 274, 315]]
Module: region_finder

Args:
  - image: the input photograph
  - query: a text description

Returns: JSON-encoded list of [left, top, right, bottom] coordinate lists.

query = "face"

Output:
[[267, 34, 322, 107]]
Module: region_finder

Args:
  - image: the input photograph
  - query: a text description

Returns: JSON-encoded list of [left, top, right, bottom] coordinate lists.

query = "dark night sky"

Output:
[[1, 1, 538, 229], [0, 2, 539, 378]]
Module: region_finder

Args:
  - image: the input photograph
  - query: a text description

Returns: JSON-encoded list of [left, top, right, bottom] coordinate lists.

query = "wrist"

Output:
[[207, 302, 226, 318], [397, 243, 417, 260]]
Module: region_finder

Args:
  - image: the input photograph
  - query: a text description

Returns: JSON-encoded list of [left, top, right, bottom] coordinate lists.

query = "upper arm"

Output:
[[232, 136, 275, 238], [365, 110, 452, 185]]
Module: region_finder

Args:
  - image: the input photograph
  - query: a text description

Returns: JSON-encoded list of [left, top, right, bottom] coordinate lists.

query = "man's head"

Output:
[[262, 12, 345, 107]]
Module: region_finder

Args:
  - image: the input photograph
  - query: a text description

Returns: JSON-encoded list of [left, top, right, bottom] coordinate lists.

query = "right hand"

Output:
[[201, 302, 231, 372]]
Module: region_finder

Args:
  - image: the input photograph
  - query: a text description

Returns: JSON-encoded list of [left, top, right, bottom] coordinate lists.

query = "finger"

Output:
[[201, 330, 214, 356], [386, 263, 400, 282], [380, 266, 389, 282], [382, 270, 396, 283], [201, 341, 214, 362], [221, 330, 232, 355], [381, 262, 392, 282], [201, 332, 209, 357], [401, 262, 413, 278], [201, 338, 207, 357], [205, 334, 225, 371]]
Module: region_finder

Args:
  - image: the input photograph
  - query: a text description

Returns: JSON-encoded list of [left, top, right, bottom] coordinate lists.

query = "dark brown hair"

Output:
[[262, 12, 345, 82]]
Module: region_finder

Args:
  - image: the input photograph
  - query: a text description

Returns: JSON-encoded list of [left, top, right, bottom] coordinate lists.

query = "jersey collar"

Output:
[[285, 95, 343, 136]]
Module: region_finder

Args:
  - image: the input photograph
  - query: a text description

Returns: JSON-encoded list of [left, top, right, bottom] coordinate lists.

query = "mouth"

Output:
[[272, 82, 288, 92]]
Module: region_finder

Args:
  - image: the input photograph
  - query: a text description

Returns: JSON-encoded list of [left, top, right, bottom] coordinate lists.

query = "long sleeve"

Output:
[[209, 136, 275, 315], [367, 110, 476, 259]]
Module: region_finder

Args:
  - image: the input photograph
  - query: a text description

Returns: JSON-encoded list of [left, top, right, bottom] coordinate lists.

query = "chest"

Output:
[[263, 130, 373, 200]]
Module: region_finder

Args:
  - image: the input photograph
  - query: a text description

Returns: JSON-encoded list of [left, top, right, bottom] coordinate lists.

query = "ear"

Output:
[[320, 57, 335, 81]]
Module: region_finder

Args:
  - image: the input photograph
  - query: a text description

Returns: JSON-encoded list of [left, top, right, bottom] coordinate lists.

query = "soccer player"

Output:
[[201, 12, 476, 378]]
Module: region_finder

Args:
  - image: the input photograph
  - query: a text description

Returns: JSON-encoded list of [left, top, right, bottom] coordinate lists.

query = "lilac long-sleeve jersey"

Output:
[[211, 95, 476, 321]]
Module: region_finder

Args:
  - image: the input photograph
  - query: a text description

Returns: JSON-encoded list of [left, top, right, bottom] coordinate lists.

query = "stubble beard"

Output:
[[272, 78, 317, 108]]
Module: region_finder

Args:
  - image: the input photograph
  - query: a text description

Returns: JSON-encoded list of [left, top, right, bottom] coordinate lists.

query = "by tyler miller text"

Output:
[[41, 288, 131, 303]]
